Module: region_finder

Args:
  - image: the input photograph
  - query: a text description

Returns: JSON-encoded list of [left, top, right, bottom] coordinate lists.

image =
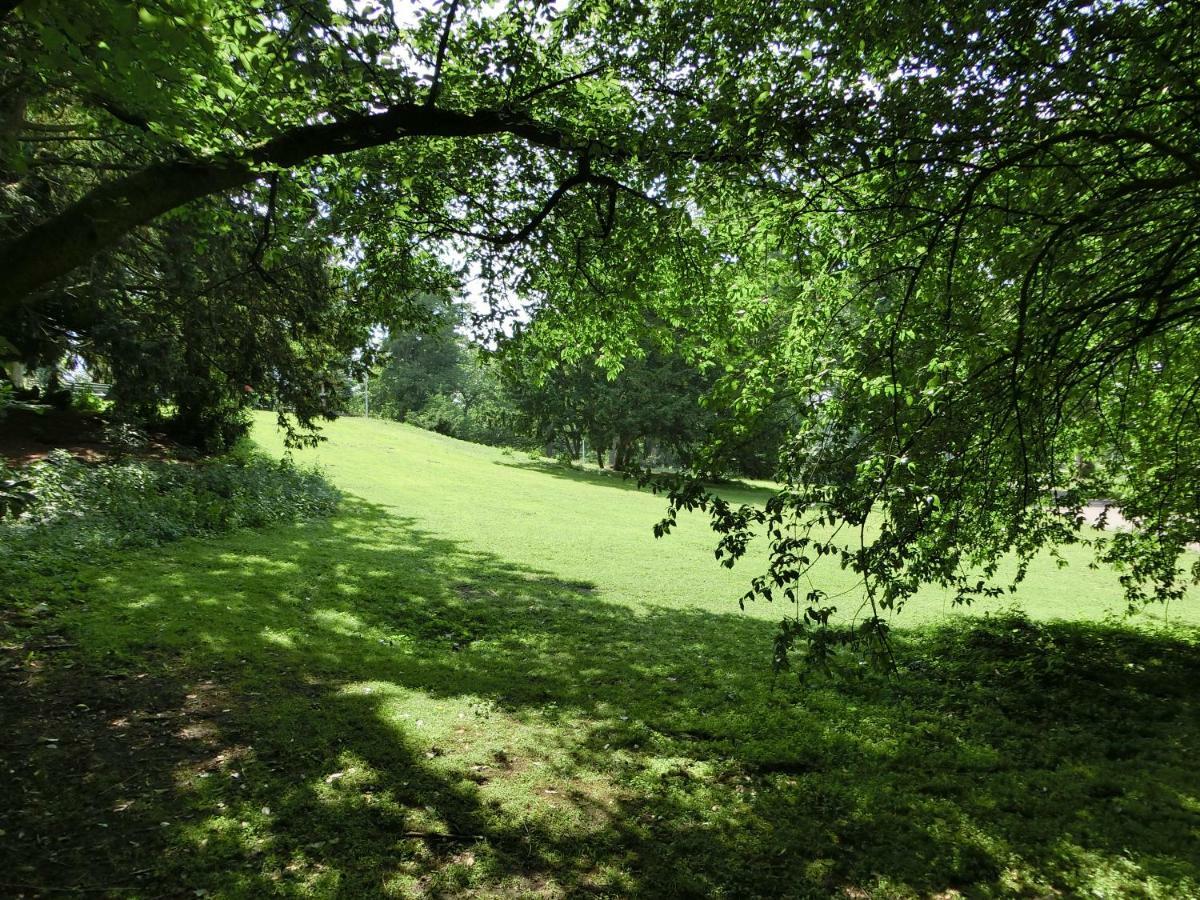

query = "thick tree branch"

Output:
[[93, 96, 155, 133], [0, 103, 585, 312]]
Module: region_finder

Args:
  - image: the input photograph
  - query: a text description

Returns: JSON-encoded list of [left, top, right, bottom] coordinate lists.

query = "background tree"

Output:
[[369, 295, 467, 423], [0, 2, 450, 447], [501, 323, 716, 471], [366, 296, 528, 447]]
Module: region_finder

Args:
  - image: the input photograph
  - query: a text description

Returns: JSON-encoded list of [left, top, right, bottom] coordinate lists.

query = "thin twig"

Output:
[[402, 830, 482, 841]]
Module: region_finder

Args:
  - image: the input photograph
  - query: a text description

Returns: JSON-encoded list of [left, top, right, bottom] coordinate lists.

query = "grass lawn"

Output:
[[2, 413, 1198, 897]]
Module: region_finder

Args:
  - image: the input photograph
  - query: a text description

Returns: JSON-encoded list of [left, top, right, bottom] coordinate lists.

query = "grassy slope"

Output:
[[255, 413, 1195, 628], [3, 413, 1197, 898]]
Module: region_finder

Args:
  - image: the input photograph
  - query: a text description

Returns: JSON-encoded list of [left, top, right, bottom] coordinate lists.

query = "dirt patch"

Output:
[[1078, 499, 1200, 552], [0, 408, 185, 466]]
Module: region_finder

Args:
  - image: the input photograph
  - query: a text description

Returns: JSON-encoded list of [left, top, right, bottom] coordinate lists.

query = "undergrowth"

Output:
[[0, 448, 338, 606]]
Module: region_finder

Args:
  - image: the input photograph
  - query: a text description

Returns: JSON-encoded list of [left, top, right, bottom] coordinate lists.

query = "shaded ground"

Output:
[[3, 500, 1199, 897], [0, 651, 228, 895], [0, 408, 183, 465]]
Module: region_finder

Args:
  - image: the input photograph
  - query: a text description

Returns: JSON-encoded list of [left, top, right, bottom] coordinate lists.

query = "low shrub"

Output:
[[70, 385, 106, 413], [0, 450, 339, 603]]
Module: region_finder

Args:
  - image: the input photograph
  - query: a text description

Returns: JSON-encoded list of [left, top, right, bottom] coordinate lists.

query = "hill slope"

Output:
[[254, 412, 1194, 627], [3, 413, 1196, 898]]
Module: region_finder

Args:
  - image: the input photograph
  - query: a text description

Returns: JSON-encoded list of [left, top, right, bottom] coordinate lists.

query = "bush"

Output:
[[0, 450, 339, 602], [406, 393, 464, 437], [70, 384, 106, 413], [404, 392, 536, 450]]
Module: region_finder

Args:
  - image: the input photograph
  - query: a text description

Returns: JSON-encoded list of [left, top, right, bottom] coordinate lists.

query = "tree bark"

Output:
[[0, 103, 578, 314], [613, 435, 639, 472]]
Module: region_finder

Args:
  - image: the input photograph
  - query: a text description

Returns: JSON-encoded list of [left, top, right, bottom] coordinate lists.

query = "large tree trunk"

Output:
[[0, 158, 253, 306]]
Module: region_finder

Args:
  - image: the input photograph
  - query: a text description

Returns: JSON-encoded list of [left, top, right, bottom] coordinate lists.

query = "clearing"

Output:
[[2, 413, 1197, 897]]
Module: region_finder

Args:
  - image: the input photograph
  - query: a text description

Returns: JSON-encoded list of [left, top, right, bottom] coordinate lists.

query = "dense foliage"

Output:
[[501, 328, 716, 470], [0, 449, 339, 602], [364, 301, 735, 471], [0, 2, 450, 449], [359, 296, 526, 447], [646, 0, 1200, 666]]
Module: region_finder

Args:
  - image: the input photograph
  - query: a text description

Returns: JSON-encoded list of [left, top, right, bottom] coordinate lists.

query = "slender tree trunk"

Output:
[[614, 435, 639, 472]]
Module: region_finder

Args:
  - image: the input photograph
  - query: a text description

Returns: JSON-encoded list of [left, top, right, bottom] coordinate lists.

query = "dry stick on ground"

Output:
[[402, 830, 483, 841]]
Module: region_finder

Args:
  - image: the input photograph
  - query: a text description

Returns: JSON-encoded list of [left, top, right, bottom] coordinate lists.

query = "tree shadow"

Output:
[[494, 457, 775, 507], [3, 499, 1198, 897]]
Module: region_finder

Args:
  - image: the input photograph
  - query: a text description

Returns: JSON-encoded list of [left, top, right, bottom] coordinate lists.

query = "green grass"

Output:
[[3, 413, 1198, 897], [252, 414, 1196, 629]]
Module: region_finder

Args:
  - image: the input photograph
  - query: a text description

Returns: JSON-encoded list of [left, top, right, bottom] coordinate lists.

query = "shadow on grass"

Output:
[[2, 499, 1199, 897], [494, 457, 776, 507]]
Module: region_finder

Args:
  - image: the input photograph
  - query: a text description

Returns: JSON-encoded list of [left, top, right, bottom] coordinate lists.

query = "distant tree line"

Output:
[[358, 296, 787, 477]]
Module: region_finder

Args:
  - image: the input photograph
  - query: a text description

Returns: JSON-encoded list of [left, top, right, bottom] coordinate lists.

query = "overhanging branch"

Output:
[[0, 103, 591, 312], [441, 170, 645, 246]]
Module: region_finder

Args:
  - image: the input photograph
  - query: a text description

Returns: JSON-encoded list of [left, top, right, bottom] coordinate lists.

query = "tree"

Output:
[[3, 0, 1197, 654], [367, 296, 528, 447], [369, 295, 468, 422], [0, 129, 441, 449], [501, 323, 715, 471], [87, 197, 397, 451], [649, 0, 1200, 669], [1, 2, 451, 446], [0, 0, 699, 309]]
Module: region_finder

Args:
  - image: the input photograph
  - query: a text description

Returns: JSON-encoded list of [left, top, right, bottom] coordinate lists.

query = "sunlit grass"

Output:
[[255, 412, 1197, 628], [2, 413, 1196, 897]]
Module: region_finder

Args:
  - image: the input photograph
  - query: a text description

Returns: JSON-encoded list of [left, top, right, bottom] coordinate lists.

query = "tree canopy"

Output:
[[2, 0, 1197, 660], [681, 0, 1200, 665]]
